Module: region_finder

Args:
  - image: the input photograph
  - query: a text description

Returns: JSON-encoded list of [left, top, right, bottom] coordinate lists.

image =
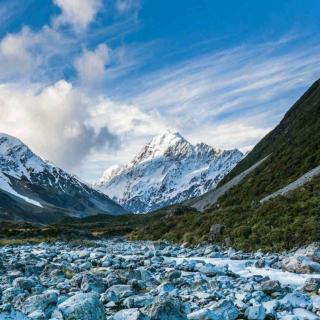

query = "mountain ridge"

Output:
[[96, 130, 243, 213], [0, 133, 128, 223]]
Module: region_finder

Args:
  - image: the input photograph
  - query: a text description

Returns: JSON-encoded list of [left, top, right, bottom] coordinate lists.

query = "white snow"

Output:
[[0, 173, 43, 207], [96, 130, 243, 213]]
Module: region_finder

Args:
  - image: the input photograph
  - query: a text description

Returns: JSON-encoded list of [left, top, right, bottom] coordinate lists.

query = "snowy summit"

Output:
[[96, 130, 243, 213]]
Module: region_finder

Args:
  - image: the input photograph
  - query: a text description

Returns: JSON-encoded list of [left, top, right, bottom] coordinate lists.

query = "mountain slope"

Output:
[[96, 130, 243, 213], [0, 133, 127, 223], [212, 78, 320, 207], [130, 79, 320, 250]]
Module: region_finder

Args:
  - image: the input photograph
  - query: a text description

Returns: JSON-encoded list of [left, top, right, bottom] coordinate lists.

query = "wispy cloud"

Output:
[[120, 37, 320, 151]]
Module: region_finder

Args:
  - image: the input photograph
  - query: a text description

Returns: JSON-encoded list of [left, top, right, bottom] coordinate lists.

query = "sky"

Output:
[[0, 0, 319, 182]]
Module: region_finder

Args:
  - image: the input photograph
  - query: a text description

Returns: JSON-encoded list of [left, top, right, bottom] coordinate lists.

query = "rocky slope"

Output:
[[1, 240, 320, 320], [0, 133, 127, 223], [96, 130, 243, 213]]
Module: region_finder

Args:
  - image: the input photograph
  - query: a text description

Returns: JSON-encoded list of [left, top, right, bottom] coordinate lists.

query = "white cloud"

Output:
[[0, 27, 37, 79], [53, 0, 102, 32], [0, 25, 73, 82], [74, 43, 110, 84], [126, 39, 320, 152], [0, 80, 119, 171], [116, 0, 138, 13]]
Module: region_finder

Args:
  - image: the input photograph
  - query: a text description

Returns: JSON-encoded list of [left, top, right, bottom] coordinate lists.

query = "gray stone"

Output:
[[303, 278, 320, 292], [209, 224, 224, 240], [110, 308, 148, 320], [53, 292, 105, 320], [245, 305, 266, 320], [261, 280, 281, 294], [145, 295, 187, 320]]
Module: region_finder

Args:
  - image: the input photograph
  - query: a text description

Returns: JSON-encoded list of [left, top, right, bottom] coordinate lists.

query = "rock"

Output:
[[245, 305, 266, 320], [282, 256, 320, 274], [197, 263, 227, 276], [53, 292, 105, 320], [156, 282, 175, 295], [145, 295, 187, 320], [261, 280, 281, 294], [81, 273, 106, 293], [124, 295, 153, 308], [293, 308, 319, 320], [187, 308, 219, 320], [0, 311, 29, 320], [209, 224, 224, 240], [254, 259, 265, 268], [281, 292, 312, 309], [303, 278, 320, 292], [312, 295, 320, 311], [21, 290, 58, 318], [295, 242, 320, 263], [210, 300, 239, 320], [262, 300, 278, 318], [103, 285, 134, 303], [152, 241, 168, 251], [12, 277, 37, 291], [110, 308, 148, 320], [167, 270, 181, 282]]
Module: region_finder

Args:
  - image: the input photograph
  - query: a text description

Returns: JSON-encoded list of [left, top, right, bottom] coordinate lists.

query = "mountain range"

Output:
[[96, 130, 243, 213], [0, 133, 127, 223]]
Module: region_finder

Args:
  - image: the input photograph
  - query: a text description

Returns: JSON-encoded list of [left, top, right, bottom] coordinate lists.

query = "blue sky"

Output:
[[0, 0, 319, 182]]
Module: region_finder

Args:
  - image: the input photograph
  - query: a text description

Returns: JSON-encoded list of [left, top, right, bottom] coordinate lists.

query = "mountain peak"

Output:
[[97, 130, 243, 213], [131, 129, 192, 165]]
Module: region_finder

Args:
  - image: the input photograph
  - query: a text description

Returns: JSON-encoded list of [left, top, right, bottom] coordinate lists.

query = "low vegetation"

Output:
[[130, 175, 320, 251]]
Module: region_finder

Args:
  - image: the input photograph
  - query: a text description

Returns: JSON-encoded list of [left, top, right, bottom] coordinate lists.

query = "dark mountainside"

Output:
[[216, 78, 320, 206], [129, 79, 320, 251], [0, 134, 128, 223]]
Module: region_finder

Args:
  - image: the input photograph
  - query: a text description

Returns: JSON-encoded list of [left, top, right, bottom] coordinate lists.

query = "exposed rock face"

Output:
[[96, 130, 243, 213]]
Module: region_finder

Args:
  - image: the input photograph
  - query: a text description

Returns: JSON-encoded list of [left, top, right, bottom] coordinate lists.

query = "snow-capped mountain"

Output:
[[96, 130, 243, 213], [0, 133, 127, 223]]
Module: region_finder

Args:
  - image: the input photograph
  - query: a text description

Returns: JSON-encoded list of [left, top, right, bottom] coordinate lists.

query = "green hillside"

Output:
[[130, 79, 320, 251], [218, 79, 320, 206]]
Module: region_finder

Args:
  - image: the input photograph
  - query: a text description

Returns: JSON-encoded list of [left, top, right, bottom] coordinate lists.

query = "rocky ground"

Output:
[[1, 240, 320, 320]]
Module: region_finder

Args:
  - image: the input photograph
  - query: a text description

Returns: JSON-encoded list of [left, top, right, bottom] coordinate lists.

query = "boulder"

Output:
[[12, 277, 37, 291], [187, 308, 219, 320], [110, 308, 148, 320], [209, 224, 224, 240], [21, 290, 58, 318], [261, 280, 281, 294], [197, 263, 227, 277], [245, 305, 266, 320], [210, 300, 239, 320], [81, 273, 106, 293], [103, 285, 134, 303], [145, 295, 187, 320], [295, 242, 320, 263], [303, 277, 320, 292], [281, 292, 312, 309], [282, 256, 320, 274], [124, 295, 153, 308], [52, 292, 105, 320]]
